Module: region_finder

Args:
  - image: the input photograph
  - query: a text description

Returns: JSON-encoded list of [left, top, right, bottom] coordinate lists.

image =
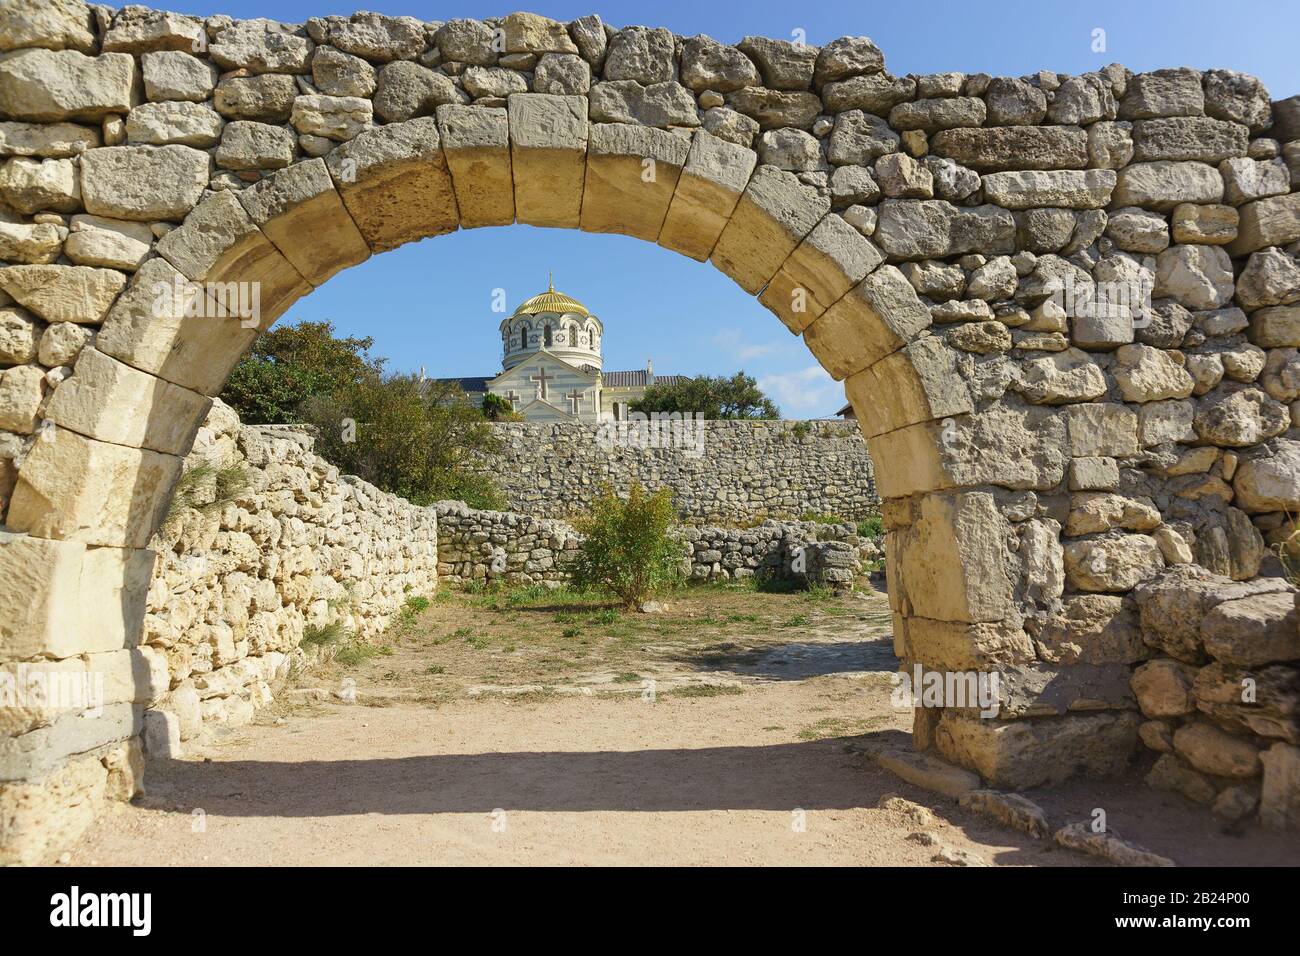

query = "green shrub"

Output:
[[800, 510, 845, 525], [857, 516, 884, 538], [571, 483, 682, 610], [167, 461, 251, 521], [301, 621, 350, 648]]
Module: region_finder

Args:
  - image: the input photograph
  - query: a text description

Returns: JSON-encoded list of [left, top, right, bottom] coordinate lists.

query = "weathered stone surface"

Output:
[[1228, 192, 1300, 256], [589, 80, 699, 128], [290, 94, 372, 141], [580, 123, 688, 241], [874, 200, 1015, 261], [1260, 743, 1300, 830], [736, 36, 816, 92], [125, 101, 223, 148], [1201, 591, 1299, 667], [80, 144, 209, 221], [1220, 157, 1291, 206], [433, 19, 497, 66], [502, 12, 578, 57], [1087, 121, 1135, 169], [7, 426, 181, 548], [0, 0, 96, 55], [1194, 387, 1290, 447], [1119, 68, 1204, 120], [215, 120, 295, 171], [1113, 161, 1224, 211], [0, 220, 62, 265], [0, 363, 43, 433], [1204, 69, 1273, 132], [327, 12, 425, 63], [462, 65, 528, 100], [64, 214, 152, 271], [814, 36, 884, 87], [1131, 659, 1197, 717], [827, 110, 899, 165], [1053, 821, 1174, 867], [1250, 305, 1300, 348], [0, 50, 138, 122], [213, 73, 297, 123], [1170, 203, 1238, 245], [761, 214, 881, 332], [681, 36, 760, 94], [0, 265, 124, 325], [373, 61, 458, 123], [1132, 117, 1249, 163], [436, 104, 513, 229], [37, 321, 90, 367], [533, 54, 590, 96], [141, 50, 217, 103], [1064, 533, 1164, 593], [1048, 75, 1115, 126], [823, 73, 915, 114], [602, 25, 673, 85], [0, 156, 79, 213], [711, 165, 828, 294], [658, 129, 757, 262], [208, 24, 313, 75], [1112, 343, 1195, 402], [934, 710, 1140, 789], [0, 121, 99, 158], [236, 158, 369, 286], [311, 45, 376, 97], [507, 94, 587, 230], [1174, 720, 1261, 778], [1234, 440, 1300, 513], [46, 347, 210, 456], [930, 126, 1088, 171], [981, 169, 1115, 210], [725, 87, 822, 131], [326, 116, 458, 251], [1014, 348, 1107, 405], [102, 8, 203, 54], [1153, 244, 1234, 310]]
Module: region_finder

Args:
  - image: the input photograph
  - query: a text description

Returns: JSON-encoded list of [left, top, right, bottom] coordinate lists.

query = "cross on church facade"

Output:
[[503, 390, 520, 409], [566, 389, 584, 415], [529, 366, 552, 400]]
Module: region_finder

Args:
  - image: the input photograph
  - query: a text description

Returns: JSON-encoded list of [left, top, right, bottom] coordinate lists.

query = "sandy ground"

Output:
[[69, 583, 1300, 867]]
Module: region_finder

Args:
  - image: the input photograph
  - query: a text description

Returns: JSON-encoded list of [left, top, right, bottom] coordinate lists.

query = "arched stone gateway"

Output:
[[1, 7, 1298, 861]]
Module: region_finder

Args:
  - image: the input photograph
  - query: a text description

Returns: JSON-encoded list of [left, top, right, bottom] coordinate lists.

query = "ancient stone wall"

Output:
[[435, 497, 880, 588], [467, 419, 879, 522], [143, 399, 438, 732], [1, 4, 1300, 860], [1130, 566, 1299, 830]]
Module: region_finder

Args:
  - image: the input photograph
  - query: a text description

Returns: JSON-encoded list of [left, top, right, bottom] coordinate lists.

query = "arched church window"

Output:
[[544, 324, 552, 347]]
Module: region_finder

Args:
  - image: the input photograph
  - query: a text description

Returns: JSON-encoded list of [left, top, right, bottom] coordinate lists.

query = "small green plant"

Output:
[[571, 482, 682, 610], [789, 421, 812, 440], [405, 595, 431, 613], [334, 640, 385, 666], [800, 510, 845, 525], [673, 684, 744, 698], [613, 672, 641, 683], [856, 516, 884, 538], [167, 460, 251, 521], [301, 621, 349, 648], [561, 626, 581, 638], [425, 664, 445, 675]]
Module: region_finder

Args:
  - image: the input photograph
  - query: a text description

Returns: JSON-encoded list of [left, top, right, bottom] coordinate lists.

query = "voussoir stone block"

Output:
[[845, 335, 973, 436], [7, 426, 182, 549], [45, 347, 211, 456], [436, 104, 514, 229], [658, 129, 758, 262], [804, 263, 932, 381], [711, 165, 829, 294], [580, 123, 689, 241], [760, 213, 883, 333], [508, 93, 588, 229], [325, 116, 459, 252], [154, 189, 310, 329], [236, 158, 370, 286], [96, 257, 259, 396]]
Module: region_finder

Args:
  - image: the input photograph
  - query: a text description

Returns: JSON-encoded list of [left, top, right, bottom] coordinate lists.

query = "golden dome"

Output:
[[511, 274, 591, 318]]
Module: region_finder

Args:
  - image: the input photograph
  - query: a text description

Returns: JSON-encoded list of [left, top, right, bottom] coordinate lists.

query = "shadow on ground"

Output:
[[676, 638, 898, 680]]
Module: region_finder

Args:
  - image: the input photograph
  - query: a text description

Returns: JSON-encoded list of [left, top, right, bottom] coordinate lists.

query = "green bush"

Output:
[[167, 460, 250, 521], [631, 371, 778, 419], [857, 516, 884, 538], [301, 374, 504, 508], [481, 392, 522, 421], [571, 483, 682, 610]]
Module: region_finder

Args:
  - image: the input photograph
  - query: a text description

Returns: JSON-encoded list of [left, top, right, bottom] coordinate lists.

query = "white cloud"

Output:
[[712, 327, 785, 362], [758, 365, 844, 418]]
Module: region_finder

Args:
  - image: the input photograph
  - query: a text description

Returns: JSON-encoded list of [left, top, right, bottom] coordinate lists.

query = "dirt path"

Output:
[[69, 584, 1299, 866]]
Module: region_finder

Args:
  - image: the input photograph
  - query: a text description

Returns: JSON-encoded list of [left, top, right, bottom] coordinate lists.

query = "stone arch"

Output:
[[1, 6, 1298, 860]]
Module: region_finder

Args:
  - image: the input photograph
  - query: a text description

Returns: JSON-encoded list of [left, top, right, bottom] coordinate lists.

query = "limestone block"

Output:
[[1234, 440, 1300, 513], [327, 12, 425, 63], [7, 426, 182, 548], [0, 532, 153, 659], [45, 348, 210, 456], [325, 116, 459, 252], [0, 221, 62, 265], [658, 130, 757, 262], [1113, 161, 1224, 211], [1227, 192, 1300, 256], [125, 101, 223, 148], [712, 166, 829, 294], [0, 49, 138, 122], [1063, 534, 1165, 593], [64, 215, 153, 271], [845, 337, 972, 436], [929, 126, 1088, 171], [804, 264, 931, 381], [0, 752, 111, 864], [760, 214, 882, 333], [1066, 402, 1139, 457], [236, 159, 370, 287], [436, 104, 513, 229], [0, 156, 80, 213], [873, 200, 1016, 260], [0, 264, 125, 324], [290, 94, 372, 142], [580, 123, 689, 241], [508, 93, 587, 229], [980, 169, 1116, 210], [80, 144, 210, 221], [95, 257, 259, 396], [141, 50, 218, 103], [155, 190, 310, 330], [934, 710, 1140, 790], [0, 120, 99, 158], [1250, 305, 1300, 348], [1201, 591, 1299, 667], [0, 364, 43, 433], [1260, 742, 1300, 830]]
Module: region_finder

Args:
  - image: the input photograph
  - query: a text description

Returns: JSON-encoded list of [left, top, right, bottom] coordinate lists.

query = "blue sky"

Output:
[[177, 0, 1300, 417]]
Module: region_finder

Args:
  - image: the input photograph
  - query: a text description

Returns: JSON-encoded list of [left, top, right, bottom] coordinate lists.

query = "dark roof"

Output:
[[430, 376, 492, 393], [603, 370, 691, 388]]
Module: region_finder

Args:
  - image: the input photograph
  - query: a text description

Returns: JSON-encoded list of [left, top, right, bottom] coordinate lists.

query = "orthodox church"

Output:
[[439, 277, 688, 422]]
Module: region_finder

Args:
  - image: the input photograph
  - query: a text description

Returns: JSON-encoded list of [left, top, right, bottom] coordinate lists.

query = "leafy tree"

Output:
[[571, 483, 682, 610], [630, 371, 779, 420], [221, 321, 384, 424], [300, 375, 504, 509], [481, 392, 523, 421]]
